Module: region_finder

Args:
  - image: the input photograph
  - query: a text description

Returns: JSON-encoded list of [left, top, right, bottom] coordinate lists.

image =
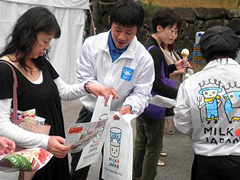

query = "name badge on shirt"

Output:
[[121, 67, 134, 82]]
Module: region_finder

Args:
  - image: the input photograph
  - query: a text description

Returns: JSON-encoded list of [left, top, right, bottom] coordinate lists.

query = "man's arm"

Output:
[[76, 39, 119, 104], [121, 55, 155, 116]]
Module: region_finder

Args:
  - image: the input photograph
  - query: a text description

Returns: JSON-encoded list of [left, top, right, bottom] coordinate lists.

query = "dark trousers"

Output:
[[70, 107, 93, 180], [133, 115, 165, 180], [191, 154, 240, 180]]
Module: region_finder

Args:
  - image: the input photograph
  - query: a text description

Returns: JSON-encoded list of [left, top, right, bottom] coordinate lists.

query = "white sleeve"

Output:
[[54, 77, 87, 101], [123, 56, 155, 115], [173, 82, 192, 134], [0, 98, 49, 149], [76, 40, 101, 85]]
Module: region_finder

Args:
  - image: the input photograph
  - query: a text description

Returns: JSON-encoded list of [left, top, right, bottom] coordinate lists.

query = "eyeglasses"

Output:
[[170, 29, 178, 35]]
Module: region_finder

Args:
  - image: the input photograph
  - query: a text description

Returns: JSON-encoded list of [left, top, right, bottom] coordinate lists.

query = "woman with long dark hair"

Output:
[[0, 6, 118, 180]]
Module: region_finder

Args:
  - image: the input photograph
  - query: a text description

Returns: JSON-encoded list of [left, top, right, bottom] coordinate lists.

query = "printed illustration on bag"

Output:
[[222, 82, 240, 123], [88, 126, 105, 154], [85, 114, 108, 156], [88, 114, 108, 153], [121, 67, 134, 82], [93, 127, 104, 143], [93, 113, 108, 143], [110, 127, 122, 158], [198, 79, 222, 124]]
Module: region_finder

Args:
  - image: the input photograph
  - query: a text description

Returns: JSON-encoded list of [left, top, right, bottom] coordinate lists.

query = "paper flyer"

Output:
[[0, 148, 53, 172], [66, 118, 108, 153], [66, 96, 112, 154], [150, 95, 176, 108]]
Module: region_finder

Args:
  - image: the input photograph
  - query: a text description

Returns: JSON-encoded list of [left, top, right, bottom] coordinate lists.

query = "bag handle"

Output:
[[147, 45, 156, 52], [0, 61, 18, 121], [146, 45, 177, 88]]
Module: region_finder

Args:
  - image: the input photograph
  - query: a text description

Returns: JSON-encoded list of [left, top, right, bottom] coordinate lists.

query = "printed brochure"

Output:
[[0, 148, 52, 172], [66, 118, 108, 153]]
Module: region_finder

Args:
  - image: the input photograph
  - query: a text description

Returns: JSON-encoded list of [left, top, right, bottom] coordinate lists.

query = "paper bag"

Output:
[[102, 112, 137, 180]]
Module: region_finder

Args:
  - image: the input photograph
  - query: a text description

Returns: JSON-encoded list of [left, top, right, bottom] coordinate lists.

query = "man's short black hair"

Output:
[[109, 0, 144, 31]]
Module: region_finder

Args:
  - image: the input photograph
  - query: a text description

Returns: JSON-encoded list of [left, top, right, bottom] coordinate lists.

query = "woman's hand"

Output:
[[175, 59, 191, 70], [87, 82, 119, 104], [0, 137, 16, 155], [47, 136, 72, 158], [170, 69, 186, 75]]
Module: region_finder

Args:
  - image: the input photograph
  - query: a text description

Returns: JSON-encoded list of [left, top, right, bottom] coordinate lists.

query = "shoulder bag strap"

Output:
[[147, 45, 156, 52], [0, 61, 18, 121], [147, 45, 166, 78]]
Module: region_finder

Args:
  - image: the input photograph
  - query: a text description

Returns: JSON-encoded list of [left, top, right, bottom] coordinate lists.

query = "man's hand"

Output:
[[113, 105, 132, 120], [119, 105, 132, 115]]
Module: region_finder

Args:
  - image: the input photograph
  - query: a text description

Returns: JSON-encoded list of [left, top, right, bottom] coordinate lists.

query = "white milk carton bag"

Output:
[[102, 112, 136, 180]]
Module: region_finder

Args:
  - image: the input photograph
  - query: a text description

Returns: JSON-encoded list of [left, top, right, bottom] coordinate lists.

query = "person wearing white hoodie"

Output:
[[174, 26, 240, 180], [70, 1, 155, 179]]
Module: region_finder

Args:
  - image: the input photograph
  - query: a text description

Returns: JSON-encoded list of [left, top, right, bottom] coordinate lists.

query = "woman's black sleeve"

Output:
[[43, 59, 59, 80], [168, 64, 177, 74]]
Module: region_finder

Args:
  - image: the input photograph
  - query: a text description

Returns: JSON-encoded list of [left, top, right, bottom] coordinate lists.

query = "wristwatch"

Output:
[[84, 81, 92, 93]]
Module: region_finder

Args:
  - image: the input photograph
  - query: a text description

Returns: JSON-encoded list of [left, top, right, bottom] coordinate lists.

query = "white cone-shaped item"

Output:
[[181, 48, 189, 60], [181, 48, 190, 79]]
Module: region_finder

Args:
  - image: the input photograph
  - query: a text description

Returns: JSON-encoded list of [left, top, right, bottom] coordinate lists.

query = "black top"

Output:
[[0, 58, 70, 180], [144, 36, 178, 98]]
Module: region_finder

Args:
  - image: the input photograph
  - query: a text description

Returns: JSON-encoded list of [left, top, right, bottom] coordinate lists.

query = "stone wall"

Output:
[[173, 8, 240, 55], [85, 2, 240, 71]]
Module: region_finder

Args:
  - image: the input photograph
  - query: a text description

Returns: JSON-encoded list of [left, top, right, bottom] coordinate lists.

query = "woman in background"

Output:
[[133, 8, 189, 180]]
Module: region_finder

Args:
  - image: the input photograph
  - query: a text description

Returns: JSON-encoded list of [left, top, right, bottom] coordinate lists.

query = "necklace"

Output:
[[6, 55, 37, 73], [31, 66, 36, 72]]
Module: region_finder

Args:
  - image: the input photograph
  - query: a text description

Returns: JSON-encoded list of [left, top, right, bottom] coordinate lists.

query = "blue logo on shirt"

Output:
[[121, 67, 134, 81]]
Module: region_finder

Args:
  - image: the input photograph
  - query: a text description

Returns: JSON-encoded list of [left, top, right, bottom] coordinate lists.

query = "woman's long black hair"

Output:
[[0, 6, 61, 69]]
